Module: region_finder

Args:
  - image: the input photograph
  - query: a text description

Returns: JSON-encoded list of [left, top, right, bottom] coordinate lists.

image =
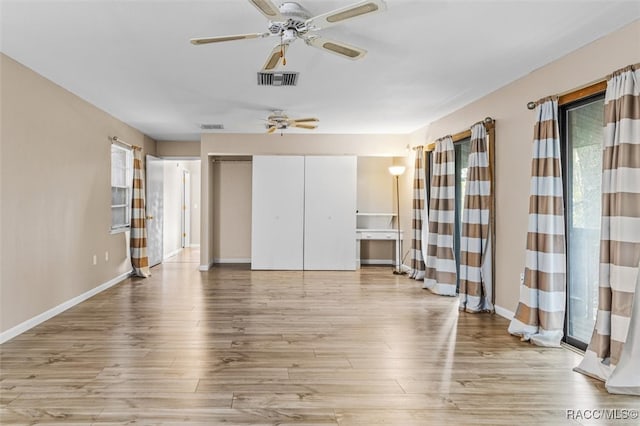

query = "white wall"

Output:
[[163, 161, 183, 258], [183, 160, 201, 247]]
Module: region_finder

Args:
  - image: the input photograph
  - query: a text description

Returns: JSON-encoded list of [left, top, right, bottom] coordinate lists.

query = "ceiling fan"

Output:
[[190, 0, 387, 71], [266, 111, 319, 133]]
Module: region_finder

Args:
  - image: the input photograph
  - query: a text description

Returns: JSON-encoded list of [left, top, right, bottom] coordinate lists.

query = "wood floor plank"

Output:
[[93, 407, 338, 425], [1, 249, 635, 425]]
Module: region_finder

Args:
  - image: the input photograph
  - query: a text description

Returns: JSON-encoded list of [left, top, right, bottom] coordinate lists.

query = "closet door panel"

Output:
[[304, 156, 357, 270], [251, 156, 304, 270]]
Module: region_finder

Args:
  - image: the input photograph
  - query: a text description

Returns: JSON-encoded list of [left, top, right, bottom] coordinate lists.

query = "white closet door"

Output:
[[251, 156, 304, 270], [304, 156, 357, 270]]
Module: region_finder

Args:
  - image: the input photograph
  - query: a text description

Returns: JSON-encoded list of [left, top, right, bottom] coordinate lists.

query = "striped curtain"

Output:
[[508, 97, 566, 347], [459, 123, 493, 313], [131, 148, 150, 278], [424, 136, 457, 296], [575, 64, 640, 395], [409, 147, 426, 280]]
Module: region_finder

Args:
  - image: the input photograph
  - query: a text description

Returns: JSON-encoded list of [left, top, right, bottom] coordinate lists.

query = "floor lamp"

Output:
[[389, 165, 406, 275]]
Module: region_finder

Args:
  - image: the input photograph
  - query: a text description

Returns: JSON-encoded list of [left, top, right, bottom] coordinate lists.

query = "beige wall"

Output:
[[212, 160, 252, 261], [156, 140, 200, 158], [357, 157, 394, 213], [0, 53, 157, 334], [199, 134, 411, 267], [201, 133, 410, 157], [357, 157, 396, 263], [408, 20, 640, 313]]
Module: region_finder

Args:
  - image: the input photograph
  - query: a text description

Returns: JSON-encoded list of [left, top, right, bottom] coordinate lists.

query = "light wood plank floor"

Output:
[[1, 250, 638, 425]]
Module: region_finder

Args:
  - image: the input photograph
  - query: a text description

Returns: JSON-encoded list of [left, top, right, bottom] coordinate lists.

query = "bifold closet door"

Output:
[[251, 156, 304, 270], [304, 156, 357, 270]]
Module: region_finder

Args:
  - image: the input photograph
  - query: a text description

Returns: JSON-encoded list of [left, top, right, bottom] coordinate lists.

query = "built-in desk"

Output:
[[355, 213, 402, 269]]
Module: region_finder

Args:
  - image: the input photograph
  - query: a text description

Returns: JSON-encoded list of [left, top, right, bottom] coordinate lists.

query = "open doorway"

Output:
[[146, 158, 201, 266]]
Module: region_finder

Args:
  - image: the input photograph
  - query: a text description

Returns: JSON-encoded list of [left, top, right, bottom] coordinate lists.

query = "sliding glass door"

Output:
[[562, 95, 604, 349], [454, 139, 470, 291]]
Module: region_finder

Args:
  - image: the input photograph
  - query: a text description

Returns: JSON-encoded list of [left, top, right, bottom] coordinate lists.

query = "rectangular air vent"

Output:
[[257, 71, 299, 86], [200, 124, 224, 130]]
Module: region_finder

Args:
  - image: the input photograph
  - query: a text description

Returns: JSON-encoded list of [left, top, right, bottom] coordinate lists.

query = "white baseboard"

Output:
[[0, 270, 131, 344], [494, 305, 515, 321], [199, 260, 214, 271], [189, 244, 200, 248], [214, 258, 251, 264], [360, 259, 393, 265], [163, 248, 182, 260]]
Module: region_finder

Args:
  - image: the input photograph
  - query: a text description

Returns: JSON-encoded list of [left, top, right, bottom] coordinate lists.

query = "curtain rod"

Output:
[[111, 136, 142, 150], [526, 80, 607, 110], [413, 117, 494, 151]]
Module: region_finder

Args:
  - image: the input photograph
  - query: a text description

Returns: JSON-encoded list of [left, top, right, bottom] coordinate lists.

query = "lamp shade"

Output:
[[388, 165, 406, 176]]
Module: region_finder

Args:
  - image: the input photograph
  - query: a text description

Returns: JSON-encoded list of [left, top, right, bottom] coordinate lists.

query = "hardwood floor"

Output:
[[1, 250, 638, 425]]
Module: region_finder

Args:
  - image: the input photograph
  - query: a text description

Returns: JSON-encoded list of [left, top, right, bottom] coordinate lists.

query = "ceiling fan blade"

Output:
[[266, 125, 277, 134], [305, 36, 366, 60], [293, 123, 318, 130], [262, 43, 288, 71], [305, 0, 386, 30], [248, 0, 284, 20], [190, 33, 267, 45], [291, 117, 319, 123]]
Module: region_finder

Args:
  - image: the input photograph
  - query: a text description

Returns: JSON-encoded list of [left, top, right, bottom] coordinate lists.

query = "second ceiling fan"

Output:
[[190, 0, 387, 71], [266, 111, 319, 134]]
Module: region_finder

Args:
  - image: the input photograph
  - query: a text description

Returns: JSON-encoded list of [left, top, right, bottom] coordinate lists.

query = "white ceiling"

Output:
[[1, 1, 639, 141]]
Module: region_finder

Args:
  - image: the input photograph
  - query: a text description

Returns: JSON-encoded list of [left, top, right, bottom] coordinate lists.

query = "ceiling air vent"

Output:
[[257, 72, 299, 86], [200, 124, 224, 130]]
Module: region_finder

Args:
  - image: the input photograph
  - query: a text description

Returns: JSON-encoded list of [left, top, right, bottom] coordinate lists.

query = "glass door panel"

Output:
[[564, 96, 604, 349]]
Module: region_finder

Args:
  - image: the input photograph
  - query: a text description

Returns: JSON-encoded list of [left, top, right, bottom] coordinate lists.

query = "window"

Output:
[[111, 144, 133, 231], [560, 93, 605, 350]]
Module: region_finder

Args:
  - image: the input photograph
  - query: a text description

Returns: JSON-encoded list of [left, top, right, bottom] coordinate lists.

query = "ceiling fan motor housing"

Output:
[[267, 2, 311, 40]]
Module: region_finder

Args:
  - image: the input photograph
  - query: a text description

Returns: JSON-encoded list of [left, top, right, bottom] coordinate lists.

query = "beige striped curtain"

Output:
[[131, 148, 150, 278], [409, 147, 426, 280], [424, 136, 457, 296], [459, 123, 493, 313], [508, 97, 566, 347], [575, 64, 640, 395]]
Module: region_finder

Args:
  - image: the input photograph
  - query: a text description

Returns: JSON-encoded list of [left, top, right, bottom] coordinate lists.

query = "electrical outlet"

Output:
[[92, 255, 97, 265], [105, 251, 109, 262], [520, 272, 525, 285]]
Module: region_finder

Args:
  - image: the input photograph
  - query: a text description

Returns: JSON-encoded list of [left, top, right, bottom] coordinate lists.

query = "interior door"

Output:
[[304, 156, 357, 270], [146, 155, 164, 267], [251, 156, 305, 270]]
